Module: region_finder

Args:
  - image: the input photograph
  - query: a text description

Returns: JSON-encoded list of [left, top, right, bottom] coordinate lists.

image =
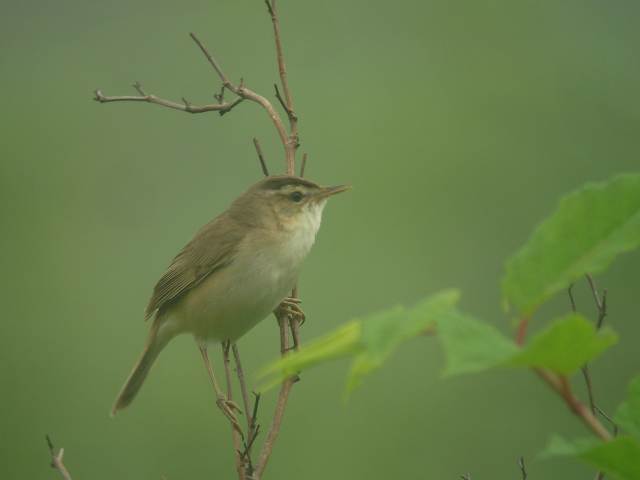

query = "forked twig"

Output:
[[46, 435, 73, 480], [94, 83, 244, 115], [188, 32, 292, 167]]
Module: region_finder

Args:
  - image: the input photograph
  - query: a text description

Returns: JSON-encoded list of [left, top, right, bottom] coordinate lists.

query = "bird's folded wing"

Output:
[[144, 214, 244, 319]]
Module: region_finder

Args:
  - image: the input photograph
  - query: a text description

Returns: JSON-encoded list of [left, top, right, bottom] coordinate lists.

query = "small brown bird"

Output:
[[112, 175, 348, 416]]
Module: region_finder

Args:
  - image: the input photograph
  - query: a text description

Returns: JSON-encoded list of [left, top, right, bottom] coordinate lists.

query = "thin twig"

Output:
[[571, 279, 598, 413], [238, 392, 262, 479], [572, 275, 616, 434], [582, 366, 597, 414], [518, 456, 527, 480], [250, 391, 262, 440], [534, 369, 612, 441], [595, 406, 619, 436], [264, 0, 299, 172], [253, 138, 270, 177], [255, 315, 294, 478], [94, 88, 244, 115], [300, 152, 307, 178], [188, 33, 292, 166], [586, 274, 608, 329], [46, 435, 73, 480], [222, 342, 246, 480], [232, 344, 253, 435], [568, 283, 577, 313], [274, 83, 290, 116]]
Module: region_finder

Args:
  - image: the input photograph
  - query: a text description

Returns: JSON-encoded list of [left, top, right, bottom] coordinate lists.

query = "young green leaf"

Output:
[[541, 435, 640, 480], [258, 321, 363, 391], [503, 174, 640, 317], [345, 289, 460, 393], [509, 314, 618, 374], [259, 290, 460, 393], [616, 376, 640, 440], [438, 311, 518, 376], [437, 313, 616, 377]]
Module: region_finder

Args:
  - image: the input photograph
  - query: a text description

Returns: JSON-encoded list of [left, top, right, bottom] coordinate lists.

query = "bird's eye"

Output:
[[290, 191, 303, 202]]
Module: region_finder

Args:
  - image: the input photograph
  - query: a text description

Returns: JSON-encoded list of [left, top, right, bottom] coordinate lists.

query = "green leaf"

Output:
[[258, 290, 460, 393], [345, 290, 460, 393], [503, 174, 640, 316], [438, 310, 518, 376], [540, 434, 600, 458], [437, 313, 616, 377], [541, 435, 640, 480], [616, 376, 640, 440], [258, 321, 363, 391], [509, 314, 618, 374]]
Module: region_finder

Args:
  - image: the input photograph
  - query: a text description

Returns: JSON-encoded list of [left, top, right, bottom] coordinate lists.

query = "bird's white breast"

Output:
[[172, 201, 326, 342]]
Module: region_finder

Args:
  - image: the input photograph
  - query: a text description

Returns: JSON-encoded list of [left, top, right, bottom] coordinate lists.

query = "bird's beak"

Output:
[[317, 184, 351, 199]]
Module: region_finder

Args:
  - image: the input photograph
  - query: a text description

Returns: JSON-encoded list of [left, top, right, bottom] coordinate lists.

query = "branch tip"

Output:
[[253, 138, 270, 176], [300, 152, 307, 177]]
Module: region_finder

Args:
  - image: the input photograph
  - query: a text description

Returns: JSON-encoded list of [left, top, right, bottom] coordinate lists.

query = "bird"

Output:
[[111, 174, 348, 416]]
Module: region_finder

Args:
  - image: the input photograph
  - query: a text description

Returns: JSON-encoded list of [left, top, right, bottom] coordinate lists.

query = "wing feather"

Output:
[[144, 213, 244, 319]]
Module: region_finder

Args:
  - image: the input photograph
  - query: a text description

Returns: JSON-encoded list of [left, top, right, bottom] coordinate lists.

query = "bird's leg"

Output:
[[198, 344, 243, 436]]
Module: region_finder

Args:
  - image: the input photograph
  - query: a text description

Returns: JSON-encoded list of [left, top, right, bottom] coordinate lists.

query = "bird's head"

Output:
[[232, 175, 349, 233]]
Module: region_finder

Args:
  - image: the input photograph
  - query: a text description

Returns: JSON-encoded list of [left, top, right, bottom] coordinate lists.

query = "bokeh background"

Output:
[[2, 0, 639, 478]]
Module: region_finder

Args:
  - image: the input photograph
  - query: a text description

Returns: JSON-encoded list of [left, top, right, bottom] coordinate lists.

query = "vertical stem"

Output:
[[222, 342, 246, 480], [516, 316, 529, 346], [232, 343, 253, 434], [266, 0, 298, 173]]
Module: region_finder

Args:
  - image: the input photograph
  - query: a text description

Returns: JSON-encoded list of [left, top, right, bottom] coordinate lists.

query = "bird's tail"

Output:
[[111, 317, 173, 416]]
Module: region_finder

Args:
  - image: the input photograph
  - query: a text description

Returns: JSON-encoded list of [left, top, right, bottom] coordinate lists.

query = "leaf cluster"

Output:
[[260, 173, 640, 478]]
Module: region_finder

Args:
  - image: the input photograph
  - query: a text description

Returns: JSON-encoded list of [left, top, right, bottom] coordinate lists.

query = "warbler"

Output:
[[112, 175, 348, 415]]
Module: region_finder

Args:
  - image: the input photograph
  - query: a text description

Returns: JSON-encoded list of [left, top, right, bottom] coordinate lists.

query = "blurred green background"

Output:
[[1, 0, 639, 478]]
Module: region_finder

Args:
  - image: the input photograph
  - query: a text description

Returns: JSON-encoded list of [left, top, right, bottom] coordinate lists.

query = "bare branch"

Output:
[[264, 0, 299, 173], [189, 33, 292, 168], [255, 311, 300, 478], [46, 435, 73, 480], [94, 88, 243, 115], [188, 32, 231, 85], [253, 138, 270, 177], [255, 380, 294, 477], [534, 369, 612, 441]]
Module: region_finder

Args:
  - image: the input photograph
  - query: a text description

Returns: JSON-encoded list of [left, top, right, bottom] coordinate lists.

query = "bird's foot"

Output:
[[275, 297, 306, 326], [216, 396, 244, 436]]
